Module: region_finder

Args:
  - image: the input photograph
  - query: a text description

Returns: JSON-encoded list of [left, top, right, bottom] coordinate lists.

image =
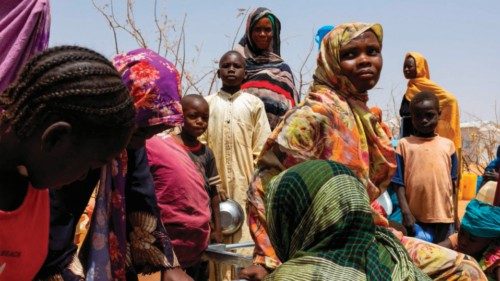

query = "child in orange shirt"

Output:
[[392, 91, 458, 243]]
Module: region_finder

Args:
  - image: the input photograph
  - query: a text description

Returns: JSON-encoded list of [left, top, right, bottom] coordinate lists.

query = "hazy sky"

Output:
[[50, 0, 500, 122]]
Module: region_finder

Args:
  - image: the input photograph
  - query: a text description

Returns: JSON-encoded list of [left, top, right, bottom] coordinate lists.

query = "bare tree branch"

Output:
[[174, 14, 187, 68], [126, 0, 147, 47], [153, 0, 164, 53], [207, 70, 218, 96], [297, 35, 314, 96], [91, 0, 119, 53], [231, 7, 250, 49], [179, 14, 187, 86]]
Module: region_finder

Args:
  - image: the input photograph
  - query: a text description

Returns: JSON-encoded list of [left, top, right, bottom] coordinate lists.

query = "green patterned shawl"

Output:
[[264, 160, 429, 280]]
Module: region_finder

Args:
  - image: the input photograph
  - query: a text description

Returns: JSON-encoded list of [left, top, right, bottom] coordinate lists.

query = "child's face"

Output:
[[251, 17, 273, 51], [182, 99, 209, 138], [218, 53, 245, 87], [458, 228, 493, 257], [403, 56, 417, 79], [339, 30, 382, 93], [411, 100, 439, 136]]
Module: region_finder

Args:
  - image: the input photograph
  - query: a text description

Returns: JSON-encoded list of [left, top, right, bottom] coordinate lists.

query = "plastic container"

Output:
[[460, 172, 477, 200], [376, 191, 393, 216]]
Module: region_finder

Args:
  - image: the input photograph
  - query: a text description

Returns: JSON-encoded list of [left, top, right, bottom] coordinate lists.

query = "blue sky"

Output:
[[50, 0, 500, 122]]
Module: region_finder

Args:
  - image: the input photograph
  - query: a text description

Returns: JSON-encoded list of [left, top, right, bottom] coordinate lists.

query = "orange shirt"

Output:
[[0, 186, 49, 281], [392, 135, 458, 223]]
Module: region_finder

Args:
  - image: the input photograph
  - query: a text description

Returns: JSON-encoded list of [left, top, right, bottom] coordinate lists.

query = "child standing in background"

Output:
[[202, 50, 271, 279], [392, 91, 458, 243], [172, 94, 224, 280], [174, 94, 223, 243]]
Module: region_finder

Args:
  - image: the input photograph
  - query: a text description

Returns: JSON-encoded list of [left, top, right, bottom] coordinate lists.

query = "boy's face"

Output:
[[411, 99, 439, 136], [218, 53, 246, 87], [183, 99, 209, 138], [403, 56, 417, 79]]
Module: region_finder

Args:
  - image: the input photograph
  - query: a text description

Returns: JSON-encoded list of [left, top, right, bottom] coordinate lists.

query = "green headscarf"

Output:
[[265, 160, 429, 280]]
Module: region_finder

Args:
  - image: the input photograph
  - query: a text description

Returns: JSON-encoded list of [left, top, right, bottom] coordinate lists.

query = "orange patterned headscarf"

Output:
[[260, 22, 394, 201]]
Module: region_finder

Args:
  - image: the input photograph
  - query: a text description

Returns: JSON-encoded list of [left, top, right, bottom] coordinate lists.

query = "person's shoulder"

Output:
[[436, 136, 456, 153], [204, 144, 216, 157], [435, 135, 455, 147], [205, 93, 218, 102], [436, 135, 453, 143], [398, 136, 411, 145], [239, 91, 265, 105]]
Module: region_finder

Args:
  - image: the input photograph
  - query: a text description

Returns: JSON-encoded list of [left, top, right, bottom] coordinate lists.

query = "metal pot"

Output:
[[219, 199, 244, 235]]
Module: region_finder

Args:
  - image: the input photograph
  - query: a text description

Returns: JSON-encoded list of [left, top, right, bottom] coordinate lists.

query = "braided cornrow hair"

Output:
[[0, 45, 135, 138]]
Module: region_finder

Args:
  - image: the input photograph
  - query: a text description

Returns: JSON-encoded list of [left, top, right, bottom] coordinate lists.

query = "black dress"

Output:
[[399, 97, 414, 138]]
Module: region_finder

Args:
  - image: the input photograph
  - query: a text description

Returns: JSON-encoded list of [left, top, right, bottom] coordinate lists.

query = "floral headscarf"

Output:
[[247, 23, 395, 268], [112, 48, 183, 128], [296, 22, 394, 200]]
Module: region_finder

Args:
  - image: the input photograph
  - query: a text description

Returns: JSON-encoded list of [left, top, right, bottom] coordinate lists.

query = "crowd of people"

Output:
[[0, 1, 498, 281]]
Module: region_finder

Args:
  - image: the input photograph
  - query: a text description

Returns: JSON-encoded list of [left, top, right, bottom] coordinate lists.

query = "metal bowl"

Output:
[[219, 199, 244, 235]]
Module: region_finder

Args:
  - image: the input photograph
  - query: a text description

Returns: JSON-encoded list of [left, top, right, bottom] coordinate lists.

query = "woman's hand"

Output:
[[161, 268, 194, 281], [238, 264, 269, 281]]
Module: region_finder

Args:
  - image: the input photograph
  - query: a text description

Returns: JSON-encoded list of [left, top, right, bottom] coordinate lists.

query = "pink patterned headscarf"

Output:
[[112, 48, 183, 128]]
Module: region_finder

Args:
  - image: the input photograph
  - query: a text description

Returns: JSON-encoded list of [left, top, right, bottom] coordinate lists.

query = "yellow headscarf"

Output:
[[404, 52, 462, 150]]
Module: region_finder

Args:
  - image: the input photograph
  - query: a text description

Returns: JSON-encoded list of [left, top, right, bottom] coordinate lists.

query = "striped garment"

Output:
[[236, 7, 299, 129], [264, 160, 429, 281]]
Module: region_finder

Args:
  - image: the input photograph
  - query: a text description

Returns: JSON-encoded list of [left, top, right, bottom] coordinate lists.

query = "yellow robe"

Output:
[[202, 90, 271, 243]]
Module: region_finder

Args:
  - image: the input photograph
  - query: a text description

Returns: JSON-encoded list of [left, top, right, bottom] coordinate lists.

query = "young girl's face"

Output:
[[403, 56, 417, 79], [339, 30, 382, 93], [251, 17, 273, 51]]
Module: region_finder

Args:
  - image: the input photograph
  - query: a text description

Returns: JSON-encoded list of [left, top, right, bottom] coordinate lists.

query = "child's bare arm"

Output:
[[395, 184, 415, 230], [453, 180, 460, 231], [210, 191, 223, 243]]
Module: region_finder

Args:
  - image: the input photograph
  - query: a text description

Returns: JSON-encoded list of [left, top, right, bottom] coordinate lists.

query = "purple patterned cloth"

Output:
[[0, 0, 50, 93], [112, 48, 183, 128]]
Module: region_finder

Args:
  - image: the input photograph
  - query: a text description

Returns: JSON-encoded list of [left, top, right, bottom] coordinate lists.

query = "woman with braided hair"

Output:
[[35, 48, 192, 281], [0, 45, 136, 281]]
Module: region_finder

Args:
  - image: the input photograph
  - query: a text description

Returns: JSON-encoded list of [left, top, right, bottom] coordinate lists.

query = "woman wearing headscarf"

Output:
[[241, 23, 486, 280], [400, 52, 461, 152], [37, 48, 192, 281], [439, 181, 500, 280], [263, 160, 429, 280], [235, 7, 299, 129]]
